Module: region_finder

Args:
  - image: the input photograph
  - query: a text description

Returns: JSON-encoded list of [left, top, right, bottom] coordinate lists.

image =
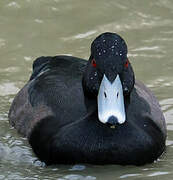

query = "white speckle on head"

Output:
[[111, 45, 115, 49], [90, 77, 93, 80], [103, 39, 106, 42], [103, 50, 106, 53], [94, 72, 97, 76], [120, 53, 122, 56], [99, 52, 101, 56]]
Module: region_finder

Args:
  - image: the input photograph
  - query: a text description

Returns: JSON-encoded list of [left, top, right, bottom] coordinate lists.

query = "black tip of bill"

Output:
[[107, 116, 118, 126]]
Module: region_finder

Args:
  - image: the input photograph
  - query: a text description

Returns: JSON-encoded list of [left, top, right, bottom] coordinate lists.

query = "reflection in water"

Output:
[[0, 0, 173, 179]]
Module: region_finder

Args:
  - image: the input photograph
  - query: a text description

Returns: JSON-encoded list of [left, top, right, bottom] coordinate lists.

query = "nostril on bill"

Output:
[[107, 116, 118, 125]]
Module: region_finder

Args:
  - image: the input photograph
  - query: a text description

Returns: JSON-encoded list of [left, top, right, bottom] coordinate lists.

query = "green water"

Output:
[[0, 0, 173, 179]]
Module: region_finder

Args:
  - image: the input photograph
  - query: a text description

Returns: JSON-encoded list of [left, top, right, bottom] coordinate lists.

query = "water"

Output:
[[0, 0, 173, 179]]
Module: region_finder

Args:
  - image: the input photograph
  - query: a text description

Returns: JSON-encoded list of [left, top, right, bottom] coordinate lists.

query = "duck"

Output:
[[8, 32, 166, 166]]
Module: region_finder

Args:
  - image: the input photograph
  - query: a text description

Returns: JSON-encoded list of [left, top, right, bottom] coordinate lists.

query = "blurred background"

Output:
[[0, 0, 173, 179]]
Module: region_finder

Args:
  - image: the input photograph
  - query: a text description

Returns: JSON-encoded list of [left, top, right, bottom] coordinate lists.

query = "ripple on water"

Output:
[[160, 98, 173, 110], [97, 16, 173, 34], [69, 165, 86, 171], [51, 7, 59, 11], [160, 98, 173, 125], [0, 38, 6, 48], [166, 140, 173, 146], [24, 56, 32, 62], [128, 53, 164, 59], [147, 78, 173, 89], [62, 30, 97, 41], [0, 139, 35, 165], [131, 46, 161, 51], [6, 1, 21, 8], [119, 173, 142, 179], [130, 45, 166, 56], [0, 82, 19, 96], [0, 67, 20, 73], [34, 19, 44, 24], [74, 31, 97, 39], [143, 38, 173, 43], [62, 174, 96, 180], [0, 175, 5, 179], [161, 30, 173, 34], [148, 171, 170, 177]]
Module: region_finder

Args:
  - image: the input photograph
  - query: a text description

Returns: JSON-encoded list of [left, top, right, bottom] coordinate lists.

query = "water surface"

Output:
[[0, 0, 173, 179]]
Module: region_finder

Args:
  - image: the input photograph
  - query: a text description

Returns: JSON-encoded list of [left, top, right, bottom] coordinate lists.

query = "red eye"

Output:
[[124, 59, 129, 68], [91, 59, 97, 67]]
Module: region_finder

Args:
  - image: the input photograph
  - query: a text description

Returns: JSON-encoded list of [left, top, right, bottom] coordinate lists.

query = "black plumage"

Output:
[[9, 32, 166, 165]]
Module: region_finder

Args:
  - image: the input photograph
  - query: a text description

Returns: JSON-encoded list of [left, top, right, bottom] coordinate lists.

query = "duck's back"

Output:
[[9, 56, 88, 137], [133, 80, 166, 135]]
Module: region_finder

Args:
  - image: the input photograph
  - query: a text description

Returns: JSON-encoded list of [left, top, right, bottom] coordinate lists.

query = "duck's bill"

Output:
[[97, 74, 126, 125]]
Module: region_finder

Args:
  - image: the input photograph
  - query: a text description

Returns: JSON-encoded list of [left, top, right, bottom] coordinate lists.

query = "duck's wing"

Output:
[[132, 80, 166, 136], [9, 56, 87, 137]]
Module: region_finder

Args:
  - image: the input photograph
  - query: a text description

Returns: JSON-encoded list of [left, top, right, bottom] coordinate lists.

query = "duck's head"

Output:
[[83, 32, 135, 126]]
